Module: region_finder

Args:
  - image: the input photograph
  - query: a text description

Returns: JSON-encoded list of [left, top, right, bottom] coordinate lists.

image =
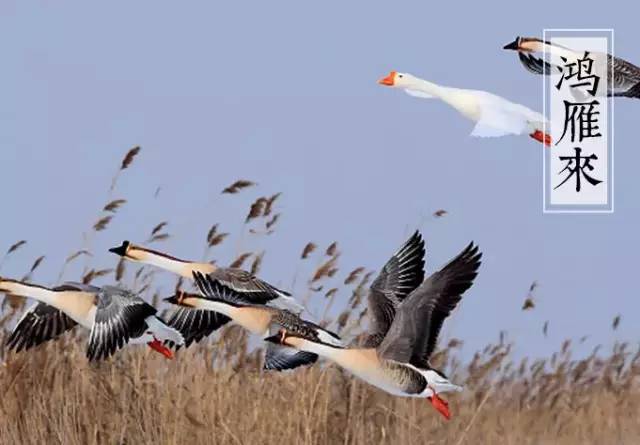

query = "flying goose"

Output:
[[378, 71, 551, 146], [164, 277, 341, 371], [504, 36, 640, 98], [264, 241, 482, 419], [0, 278, 183, 360], [180, 230, 426, 370], [108, 241, 303, 348]]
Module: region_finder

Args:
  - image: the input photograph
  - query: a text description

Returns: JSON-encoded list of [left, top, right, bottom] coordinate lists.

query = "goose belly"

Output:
[[443, 91, 482, 121], [65, 301, 96, 329], [349, 367, 414, 397], [189, 301, 268, 335], [228, 306, 271, 335], [332, 350, 425, 397]]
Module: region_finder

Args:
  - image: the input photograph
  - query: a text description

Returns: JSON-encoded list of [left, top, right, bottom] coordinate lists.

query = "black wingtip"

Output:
[[166, 308, 231, 350], [5, 304, 77, 353], [194, 272, 247, 306], [409, 230, 425, 252], [463, 242, 482, 265], [439, 242, 483, 283], [263, 351, 319, 371], [396, 230, 427, 279], [108, 240, 130, 257], [398, 230, 426, 260]]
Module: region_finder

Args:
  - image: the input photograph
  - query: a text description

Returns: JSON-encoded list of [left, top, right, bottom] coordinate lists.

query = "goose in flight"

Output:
[[109, 241, 303, 349], [0, 278, 183, 360], [164, 275, 341, 371], [185, 230, 425, 370], [263, 238, 481, 419], [503, 36, 640, 98], [378, 70, 551, 146]]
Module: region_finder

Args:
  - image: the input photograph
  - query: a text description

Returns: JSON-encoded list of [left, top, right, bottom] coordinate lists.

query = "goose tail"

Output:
[[145, 316, 185, 345]]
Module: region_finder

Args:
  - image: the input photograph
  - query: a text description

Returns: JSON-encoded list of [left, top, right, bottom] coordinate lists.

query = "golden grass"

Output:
[[1, 146, 638, 444], [0, 334, 638, 445]]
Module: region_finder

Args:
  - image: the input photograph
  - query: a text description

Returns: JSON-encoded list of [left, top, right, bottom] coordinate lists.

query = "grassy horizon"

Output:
[[0, 147, 638, 444]]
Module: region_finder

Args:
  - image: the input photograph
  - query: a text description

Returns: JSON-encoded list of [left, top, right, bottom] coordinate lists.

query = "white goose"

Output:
[[0, 278, 183, 360], [378, 71, 551, 146]]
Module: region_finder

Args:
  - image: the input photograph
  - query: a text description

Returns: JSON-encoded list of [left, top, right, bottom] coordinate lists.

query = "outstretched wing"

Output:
[[518, 52, 560, 75], [612, 55, 640, 97], [210, 268, 303, 312], [6, 302, 77, 352], [617, 81, 640, 98], [193, 272, 250, 305], [86, 287, 156, 361], [166, 307, 231, 348], [366, 231, 425, 346], [471, 104, 529, 137], [377, 243, 481, 368], [263, 338, 318, 371]]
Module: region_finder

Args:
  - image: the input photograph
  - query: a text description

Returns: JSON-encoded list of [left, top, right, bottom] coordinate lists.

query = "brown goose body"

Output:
[[265, 233, 481, 419], [109, 241, 303, 348], [0, 278, 183, 360]]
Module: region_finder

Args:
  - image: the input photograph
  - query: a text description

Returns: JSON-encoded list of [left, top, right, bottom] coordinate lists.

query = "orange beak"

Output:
[[378, 71, 397, 86], [429, 393, 451, 420], [147, 339, 174, 359]]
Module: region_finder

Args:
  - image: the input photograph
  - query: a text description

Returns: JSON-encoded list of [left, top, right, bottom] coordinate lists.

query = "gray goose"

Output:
[[108, 241, 303, 348], [504, 36, 640, 98], [263, 240, 481, 420], [165, 277, 341, 371], [182, 230, 426, 370], [0, 278, 183, 360]]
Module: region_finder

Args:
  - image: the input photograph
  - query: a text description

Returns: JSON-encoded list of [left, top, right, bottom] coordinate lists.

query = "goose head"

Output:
[[109, 241, 160, 263], [163, 291, 205, 308], [0, 277, 33, 294], [503, 36, 522, 51], [0, 277, 12, 294], [109, 240, 134, 258], [503, 36, 548, 53], [378, 71, 418, 89]]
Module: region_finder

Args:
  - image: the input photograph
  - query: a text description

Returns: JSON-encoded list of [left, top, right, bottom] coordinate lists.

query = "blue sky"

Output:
[[1, 1, 637, 360]]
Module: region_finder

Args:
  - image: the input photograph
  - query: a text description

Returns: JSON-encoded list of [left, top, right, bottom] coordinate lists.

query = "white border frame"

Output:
[[542, 28, 615, 214]]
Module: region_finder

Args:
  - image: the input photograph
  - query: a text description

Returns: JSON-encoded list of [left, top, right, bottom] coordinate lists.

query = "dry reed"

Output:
[[0, 151, 637, 445]]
